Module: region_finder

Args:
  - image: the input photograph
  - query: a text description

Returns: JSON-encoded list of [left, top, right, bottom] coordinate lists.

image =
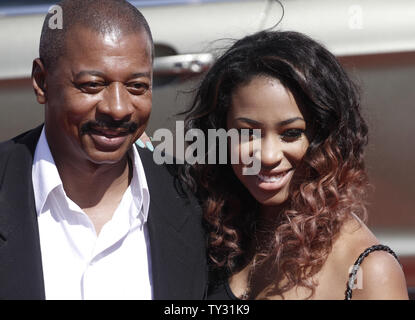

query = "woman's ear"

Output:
[[32, 58, 47, 104]]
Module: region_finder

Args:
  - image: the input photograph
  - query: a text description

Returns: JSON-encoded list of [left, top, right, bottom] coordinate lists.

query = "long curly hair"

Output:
[[180, 30, 369, 299]]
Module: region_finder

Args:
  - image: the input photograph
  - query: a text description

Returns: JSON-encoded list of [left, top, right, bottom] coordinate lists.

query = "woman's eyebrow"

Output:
[[234, 116, 305, 126], [234, 117, 262, 126], [278, 117, 305, 126]]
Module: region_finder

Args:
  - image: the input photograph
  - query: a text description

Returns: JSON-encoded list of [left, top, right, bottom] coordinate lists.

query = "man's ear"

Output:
[[32, 58, 47, 104]]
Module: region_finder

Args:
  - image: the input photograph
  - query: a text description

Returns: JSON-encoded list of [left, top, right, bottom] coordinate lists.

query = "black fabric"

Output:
[[140, 148, 208, 299], [0, 125, 45, 299], [207, 281, 238, 300], [0, 125, 208, 299]]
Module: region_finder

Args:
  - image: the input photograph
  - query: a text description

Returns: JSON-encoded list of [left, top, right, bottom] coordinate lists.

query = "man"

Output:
[[0, 0, 207, 299]]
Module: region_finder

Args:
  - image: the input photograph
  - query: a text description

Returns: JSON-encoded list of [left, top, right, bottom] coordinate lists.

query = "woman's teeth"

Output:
[[257, 171, 287, 182]]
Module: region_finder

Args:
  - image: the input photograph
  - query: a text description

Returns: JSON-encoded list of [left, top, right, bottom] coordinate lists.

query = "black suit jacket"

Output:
[[0, 125, 207, 299]]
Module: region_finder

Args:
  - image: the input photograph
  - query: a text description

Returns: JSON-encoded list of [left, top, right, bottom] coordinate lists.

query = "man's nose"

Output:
[[99, 82, 133, 121]]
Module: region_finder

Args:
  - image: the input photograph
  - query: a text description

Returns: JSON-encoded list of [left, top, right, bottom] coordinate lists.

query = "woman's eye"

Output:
[[239, 128, 254, 135], [281, 129, 304, 141], [238, 128, 262, 140]]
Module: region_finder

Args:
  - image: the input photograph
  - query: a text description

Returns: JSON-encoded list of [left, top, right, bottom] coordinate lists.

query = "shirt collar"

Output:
[[32, 127, 63, 216], [128, 144, 150, 224], [32, 127, 150, 224]]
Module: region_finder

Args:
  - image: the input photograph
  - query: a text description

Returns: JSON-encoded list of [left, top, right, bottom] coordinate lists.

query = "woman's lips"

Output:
[[89, 128, 129, 151], [256, 169, 294, 191]]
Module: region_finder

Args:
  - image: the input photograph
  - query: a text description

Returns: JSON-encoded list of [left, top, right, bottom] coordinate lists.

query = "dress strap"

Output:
[[344, 244, 400, 300]]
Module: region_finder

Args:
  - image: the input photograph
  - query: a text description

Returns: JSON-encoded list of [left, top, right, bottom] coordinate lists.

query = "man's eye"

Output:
[[79, 82, 104, 92], [127, 82, 149, 95], [281, 129, 304, 141]]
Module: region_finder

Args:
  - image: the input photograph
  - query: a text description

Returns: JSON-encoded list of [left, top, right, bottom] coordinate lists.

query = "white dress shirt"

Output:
[[32, 128, 152, 300]]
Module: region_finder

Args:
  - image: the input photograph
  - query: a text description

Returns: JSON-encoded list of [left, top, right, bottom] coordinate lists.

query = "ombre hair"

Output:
[[181, 30, 369, 299]]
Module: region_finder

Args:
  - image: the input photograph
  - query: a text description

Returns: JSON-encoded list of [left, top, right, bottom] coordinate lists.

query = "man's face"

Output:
[[42, 26, 152, 166]]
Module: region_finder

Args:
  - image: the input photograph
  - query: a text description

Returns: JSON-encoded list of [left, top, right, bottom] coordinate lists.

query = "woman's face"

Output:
[[227, 75, 309, 210]]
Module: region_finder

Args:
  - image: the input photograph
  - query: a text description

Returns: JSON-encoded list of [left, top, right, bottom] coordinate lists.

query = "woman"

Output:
[[181, 30, 408, 299]]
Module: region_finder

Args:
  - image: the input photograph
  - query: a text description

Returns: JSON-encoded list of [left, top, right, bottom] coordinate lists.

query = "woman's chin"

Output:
[[251, 189, 290, 208]]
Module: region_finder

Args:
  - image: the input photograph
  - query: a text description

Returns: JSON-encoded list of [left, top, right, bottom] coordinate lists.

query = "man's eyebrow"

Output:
[[73, 71, 152, 80], [235, 117, 305, 126], [130, 72, 151, 79], [74, 70, 106, 79]]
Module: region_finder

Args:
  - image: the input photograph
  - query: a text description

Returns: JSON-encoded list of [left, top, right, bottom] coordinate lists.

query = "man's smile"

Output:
[[89, 127, 132, 151]]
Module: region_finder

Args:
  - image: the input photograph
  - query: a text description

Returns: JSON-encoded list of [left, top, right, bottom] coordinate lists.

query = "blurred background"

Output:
[[0, 0, 414, 297]]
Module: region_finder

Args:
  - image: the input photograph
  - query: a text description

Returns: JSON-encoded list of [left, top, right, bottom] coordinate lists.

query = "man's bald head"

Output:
[[39, 0, 153, 70]]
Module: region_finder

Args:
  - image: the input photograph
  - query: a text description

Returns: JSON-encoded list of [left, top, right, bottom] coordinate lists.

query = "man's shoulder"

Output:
[[0, 133, 23, 166], [0, 126, 43, 170], [0, 138, 15, 156], [137, 147, 202, 218], [138, 147, 192, 197]]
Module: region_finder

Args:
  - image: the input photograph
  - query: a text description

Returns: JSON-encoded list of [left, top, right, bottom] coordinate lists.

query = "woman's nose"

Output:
[[260, 136, 283, 169]]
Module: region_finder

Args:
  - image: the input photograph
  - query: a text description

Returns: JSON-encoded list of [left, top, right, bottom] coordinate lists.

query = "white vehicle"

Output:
[[0, 0, 414, 297]]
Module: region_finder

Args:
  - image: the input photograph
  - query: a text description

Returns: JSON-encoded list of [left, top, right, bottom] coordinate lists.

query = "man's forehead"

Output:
[[65, 24, 150, 47], [48, 28, 152, 77], [61, 26, 152, 61]]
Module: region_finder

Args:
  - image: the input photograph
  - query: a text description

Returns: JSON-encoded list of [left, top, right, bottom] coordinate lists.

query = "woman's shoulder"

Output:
[[325, 216, 408, 299], [330, 215, 378, 264]]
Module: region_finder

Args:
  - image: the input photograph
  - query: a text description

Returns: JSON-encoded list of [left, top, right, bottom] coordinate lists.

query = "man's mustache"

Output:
[[80, 120, 138, 135]]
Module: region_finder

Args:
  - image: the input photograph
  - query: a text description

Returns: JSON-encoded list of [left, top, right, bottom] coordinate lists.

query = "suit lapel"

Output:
[[0, 125, 45, 299], [139, 148, 207, 299]]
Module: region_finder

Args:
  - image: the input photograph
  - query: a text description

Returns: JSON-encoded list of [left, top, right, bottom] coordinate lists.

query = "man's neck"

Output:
[[54, 153, 132, 235]]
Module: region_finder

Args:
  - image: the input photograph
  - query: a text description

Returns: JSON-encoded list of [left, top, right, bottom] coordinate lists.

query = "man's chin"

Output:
[[84, 145, 132, 165]]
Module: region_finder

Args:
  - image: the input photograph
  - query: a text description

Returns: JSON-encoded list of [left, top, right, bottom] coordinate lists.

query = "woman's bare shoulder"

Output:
[[331, 215, 378, 257], [351, 249, 409, 299], [328, 215, 408, 299]]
